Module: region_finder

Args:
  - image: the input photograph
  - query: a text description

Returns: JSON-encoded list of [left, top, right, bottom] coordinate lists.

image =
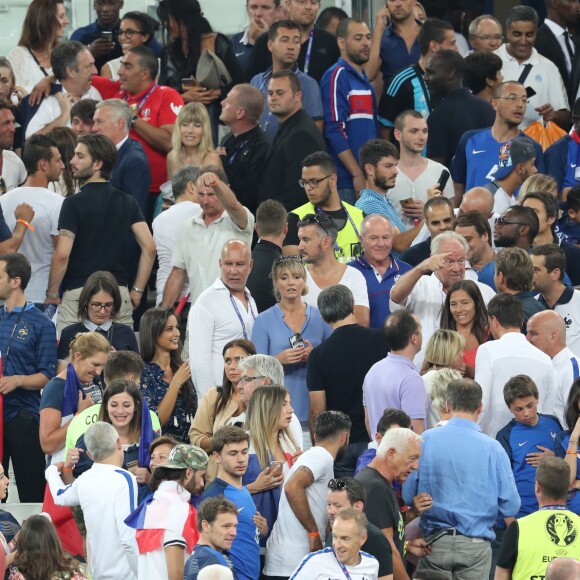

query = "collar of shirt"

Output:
[[240, 28, 251, 46], [336, 57, 370, 81], [447, 417, 482, 432], [192, 210, 226, 227], [387, 352, 419, 372], [543, 18, 568, 39], [356, 254, 397, 279], [539, 285, 575, 309], [116, 135, 129, 150], [496, 43, 540, 66], [552, 346, 576, 366], [384, 19, 422, 38], [360, 188, 389, 203], [123, 81, 157, 104], [83, 319, 113, 332], [1, 302, 34, 318], [211, 277, 251, 297]]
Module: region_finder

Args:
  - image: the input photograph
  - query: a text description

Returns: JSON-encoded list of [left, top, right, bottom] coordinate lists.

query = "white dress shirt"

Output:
[[552, 346, 580, 426], [543, 18, 574, 74], [475, 332, 556, 437]]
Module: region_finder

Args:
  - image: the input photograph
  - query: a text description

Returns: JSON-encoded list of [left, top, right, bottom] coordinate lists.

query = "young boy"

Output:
[[557, 185, 580, 244], [354, 408, 411, 476], [70, 99, 98, 136], [496, 374, 562, 518]]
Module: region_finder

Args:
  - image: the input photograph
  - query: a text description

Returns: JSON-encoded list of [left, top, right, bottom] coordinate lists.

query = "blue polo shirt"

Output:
[[0, 303, 57, 422], [202, 478, 259, 580], [379, 23, 421, 82], [348, 255, 412, 329]]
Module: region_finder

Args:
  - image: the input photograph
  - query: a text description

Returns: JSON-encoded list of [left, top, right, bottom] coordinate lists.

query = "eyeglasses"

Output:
[[118, 28, 145, 39], [89, 302, 114, 312], [274, 255, 303, 265], [239, 375, 265, 384], [471, 34, 503, 41], [495, 95, 528, 105], [328, 479, 364, 503], [495, 216, 526, 226], [0, 178, 6, 195], [298, 175, 333, 189]]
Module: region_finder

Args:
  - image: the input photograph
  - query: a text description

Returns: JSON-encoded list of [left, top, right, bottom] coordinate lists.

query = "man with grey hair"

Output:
[[546, 558, 580, 579], [349, 214, 413, 329], [238, 354, 303, 448], [45, 421, 138, 579], [308, 284, 388, 477], [468, 15, 503, 53], [403, 379, 520, 578], [390, 230, 495, 367], [189, 239, 256, 395], [92, 98, 151, 215], [152, 166, 201, 327], [356, 427, 431, 580]]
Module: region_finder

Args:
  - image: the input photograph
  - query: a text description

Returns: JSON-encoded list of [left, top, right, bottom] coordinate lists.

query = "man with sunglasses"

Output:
[[325, 477, 393, 579]]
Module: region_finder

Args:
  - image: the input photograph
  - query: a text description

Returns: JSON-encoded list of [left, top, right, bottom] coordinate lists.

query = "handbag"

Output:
[[196, 33, 232, 90]]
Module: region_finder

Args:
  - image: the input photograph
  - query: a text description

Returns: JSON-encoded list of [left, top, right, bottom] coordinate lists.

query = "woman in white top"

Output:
[[101, 12, 159, 81], [7, 0, 69, 92]]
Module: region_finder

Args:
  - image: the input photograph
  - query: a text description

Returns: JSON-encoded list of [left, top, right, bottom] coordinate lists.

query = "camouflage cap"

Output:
[[163, 444, 208, 471]]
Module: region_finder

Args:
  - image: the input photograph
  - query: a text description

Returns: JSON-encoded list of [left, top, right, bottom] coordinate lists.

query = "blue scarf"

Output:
[[62, 363, 86, 418]]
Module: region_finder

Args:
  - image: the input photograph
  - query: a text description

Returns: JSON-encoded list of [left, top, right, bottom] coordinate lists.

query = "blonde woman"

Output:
[[166, 102, 221, 178], [421, 329, 466, 428], [519, 173, 558, 199], [243, 385, 299, 544], [428, 368, 463, 428]]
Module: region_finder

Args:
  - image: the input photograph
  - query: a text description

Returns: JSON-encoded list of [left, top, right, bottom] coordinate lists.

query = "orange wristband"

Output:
[[17, 219, 35, 231], [307, 531, 319, 538], [63, 467, 73, 472]]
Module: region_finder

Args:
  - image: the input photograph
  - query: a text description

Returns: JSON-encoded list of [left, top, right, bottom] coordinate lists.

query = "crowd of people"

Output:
[[0, 0, 580, 578]]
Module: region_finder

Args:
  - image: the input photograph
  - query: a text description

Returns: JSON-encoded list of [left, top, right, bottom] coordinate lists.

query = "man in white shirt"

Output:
[[0, 134, 64, 305], [290, 510, 379, 579], [494, 6, 569, 130], [391, 109, 455, 223], [526, 309, 580, 425], [152, 166, 201, 308], [264, 410, 352, 578], [161, 168, 254, 309], [475, 294, 556, 437], [26, 41, 102, 138], [0, 100, 26, 191], [188, 239, 257, 395], [45, 421, 138, 580], [390, 230, 495, 367]]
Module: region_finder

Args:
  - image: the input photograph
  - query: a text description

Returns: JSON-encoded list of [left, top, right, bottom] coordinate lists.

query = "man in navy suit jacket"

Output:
[[92, 98, 151, 215]]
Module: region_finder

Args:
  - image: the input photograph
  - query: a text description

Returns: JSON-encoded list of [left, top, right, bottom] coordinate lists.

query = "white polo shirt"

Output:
[[172, 208, 254, 304], [290, 547, 379, 579], [1, 151, 26, 192], [188, 278, 257, 395], [494, 44, 569, 130]]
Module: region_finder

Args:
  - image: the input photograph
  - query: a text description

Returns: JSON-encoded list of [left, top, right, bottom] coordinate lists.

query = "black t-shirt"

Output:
[[496, 520, 519, 569], [285, 206, 348, 247], [308, 324, 389, 443], [356, 466, 405, 560], [325, 520, 393, 576], [58, 182, 145, 290], [246, 240, 282, 313]]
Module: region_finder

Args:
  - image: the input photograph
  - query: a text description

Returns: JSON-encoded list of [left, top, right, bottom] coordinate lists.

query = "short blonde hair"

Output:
[[519, 173, 558, 199], [69, 331, 110, 361], [271, 259, 308, 302], [424, 329, 466, 367], [430, 368, 463, 413]]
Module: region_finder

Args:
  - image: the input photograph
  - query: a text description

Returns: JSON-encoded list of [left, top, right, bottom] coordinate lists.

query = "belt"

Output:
[[429, 528, 488, 542]]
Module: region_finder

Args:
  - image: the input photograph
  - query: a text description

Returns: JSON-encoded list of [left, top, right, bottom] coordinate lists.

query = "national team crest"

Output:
[[498, 142, 512, 169]]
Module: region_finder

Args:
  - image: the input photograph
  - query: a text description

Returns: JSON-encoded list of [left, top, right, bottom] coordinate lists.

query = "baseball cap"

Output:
[[163, 444, 209, 471], [494, 138, 536, 180]]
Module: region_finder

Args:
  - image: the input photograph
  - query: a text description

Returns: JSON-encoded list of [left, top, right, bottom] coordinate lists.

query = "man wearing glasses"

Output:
[[468, 15, 504, 54], [451, 80, 545, 199]]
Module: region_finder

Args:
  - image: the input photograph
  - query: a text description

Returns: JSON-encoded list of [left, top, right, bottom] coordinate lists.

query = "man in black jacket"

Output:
[[259, 71, 326, 210]]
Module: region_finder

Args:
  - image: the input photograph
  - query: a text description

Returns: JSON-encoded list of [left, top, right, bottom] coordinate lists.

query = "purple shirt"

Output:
[[363, 353, 427, 435]]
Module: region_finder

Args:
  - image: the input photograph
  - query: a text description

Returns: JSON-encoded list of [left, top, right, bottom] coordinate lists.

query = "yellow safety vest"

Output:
[[512, 508, 580, 580], [290, 202, 363, 262]]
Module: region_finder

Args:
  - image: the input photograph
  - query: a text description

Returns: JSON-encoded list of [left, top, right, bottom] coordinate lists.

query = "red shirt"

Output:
[[92, 76, 184, 192]]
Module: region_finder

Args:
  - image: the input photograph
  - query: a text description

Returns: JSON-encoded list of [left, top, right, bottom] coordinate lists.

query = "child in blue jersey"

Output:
[[555, 378, 580, 514], [558, 186, 580, 245], [497, 375, 562, 518]]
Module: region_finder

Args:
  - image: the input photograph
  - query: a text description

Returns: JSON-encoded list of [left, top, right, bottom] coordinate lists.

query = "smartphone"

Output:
[[270, 460, 284, 473], [400, 197, 413, 206], [289, 332, 305, 349], [181, 77, 198, 91], [100, 31, 113, 41], [526, 86, 537, 99], [424, 529, 450, 547], [437, 169, 451, 191]]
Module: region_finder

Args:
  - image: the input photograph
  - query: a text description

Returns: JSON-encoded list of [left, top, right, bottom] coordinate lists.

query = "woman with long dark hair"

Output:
[[47, 127, 78, 196], [140, 307, 197, 443], [156, 0, 242, 144]]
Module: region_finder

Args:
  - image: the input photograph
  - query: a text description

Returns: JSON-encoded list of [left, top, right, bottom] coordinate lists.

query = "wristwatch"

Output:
[[131, 115, 139, 129]]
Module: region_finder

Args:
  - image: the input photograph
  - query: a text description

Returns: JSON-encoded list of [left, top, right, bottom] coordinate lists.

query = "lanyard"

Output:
[[228, 139, 250, 166], [4, 307, 26, 370], [124, 83, 158, 112], [229, 293, 256, 340], [303, 28, 315, 75], [315, 204, 360, 255], [333, 550, 353, 580]]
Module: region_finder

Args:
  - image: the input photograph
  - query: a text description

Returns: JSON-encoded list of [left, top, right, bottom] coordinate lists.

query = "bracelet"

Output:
[[17, 219, 35, 231], [46, 292, 59, 299], [567, 449, 578, 455], [131, 285, 144, 294], [307, 531, 319, 538], [63, 467, 73, 472]]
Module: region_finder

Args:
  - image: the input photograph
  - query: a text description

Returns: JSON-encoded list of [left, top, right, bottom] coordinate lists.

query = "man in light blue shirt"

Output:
[[402, 377, 520, 579]]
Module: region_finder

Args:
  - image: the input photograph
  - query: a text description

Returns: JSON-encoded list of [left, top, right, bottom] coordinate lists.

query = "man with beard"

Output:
[[264, 411, 352, 580], [202, 427, 268, 580], [44, 134, 155, 335], [493, 205, 539, 252], [321, 18, 378, 204]]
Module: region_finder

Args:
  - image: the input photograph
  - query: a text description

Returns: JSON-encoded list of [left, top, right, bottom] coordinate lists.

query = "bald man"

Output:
[[459, 186, 499, 247], [188, 239, 256, 395], [546, 558, 580, 580], [526, 310, 580, 424]]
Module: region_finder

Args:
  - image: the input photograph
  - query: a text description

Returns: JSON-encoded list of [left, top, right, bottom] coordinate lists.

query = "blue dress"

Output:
[[251, 303, 332, 421]]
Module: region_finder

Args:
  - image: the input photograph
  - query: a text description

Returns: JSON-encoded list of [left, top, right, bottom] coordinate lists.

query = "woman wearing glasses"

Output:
[[57, 271, 138, 368], [100, 12, 160, 80], [252, 256, 331, 422], [189, 338, 256, 483]]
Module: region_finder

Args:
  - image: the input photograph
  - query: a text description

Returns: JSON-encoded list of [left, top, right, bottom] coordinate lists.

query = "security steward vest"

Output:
[[512, 507, 580, 580], [291, 202, 363, 263]]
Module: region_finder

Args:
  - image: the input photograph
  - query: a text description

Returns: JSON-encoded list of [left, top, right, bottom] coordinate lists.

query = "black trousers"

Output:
[[2, 410, 46, 502]]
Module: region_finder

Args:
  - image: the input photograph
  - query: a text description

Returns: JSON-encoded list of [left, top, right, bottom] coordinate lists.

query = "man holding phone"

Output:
[[402, 378, 520, 578]]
